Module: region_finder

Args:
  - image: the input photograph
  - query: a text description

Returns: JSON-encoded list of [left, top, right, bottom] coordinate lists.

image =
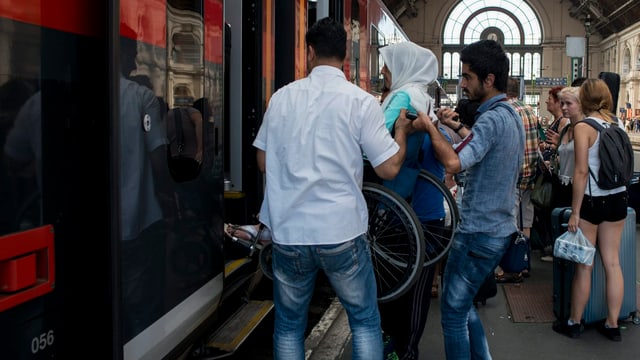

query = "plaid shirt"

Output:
[[509, 98, 540, 190]]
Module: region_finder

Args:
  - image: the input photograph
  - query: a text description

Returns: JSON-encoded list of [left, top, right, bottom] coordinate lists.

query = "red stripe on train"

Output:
[[120, 0, 166, 46], [0, 0, 102, 37], [1, 0, 222, 61], [0, 0, 168, 45]]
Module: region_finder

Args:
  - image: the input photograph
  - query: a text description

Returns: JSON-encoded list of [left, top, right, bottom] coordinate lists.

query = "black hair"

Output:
[[571, 77, 587, 87], [460, 40, 509, 92], [120, 36, 138, 77], [455, 98, 481, 127], [305, 17, 346, 61], [193, 97, 210, 120], [129, 75, 153, 90]]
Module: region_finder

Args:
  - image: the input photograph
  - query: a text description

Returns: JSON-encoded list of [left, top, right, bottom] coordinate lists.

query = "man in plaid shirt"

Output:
[[501, 77, 540, 281]]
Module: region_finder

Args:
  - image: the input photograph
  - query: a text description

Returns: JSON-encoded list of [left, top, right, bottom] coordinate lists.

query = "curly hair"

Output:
[[460, 40, 509, 92], [455, 98, 481, 127]]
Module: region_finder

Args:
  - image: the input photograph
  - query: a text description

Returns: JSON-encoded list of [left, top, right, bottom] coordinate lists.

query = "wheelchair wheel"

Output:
[[362, 182, 425, 303], [413, 170, 459, 267]]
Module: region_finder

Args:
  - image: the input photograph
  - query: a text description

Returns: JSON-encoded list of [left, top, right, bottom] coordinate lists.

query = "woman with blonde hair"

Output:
[[553, 79, 627, 342], [552, 86, 584, 208]]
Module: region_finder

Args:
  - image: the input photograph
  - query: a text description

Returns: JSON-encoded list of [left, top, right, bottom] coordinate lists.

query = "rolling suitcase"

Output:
[[552, 207, 639, 324]]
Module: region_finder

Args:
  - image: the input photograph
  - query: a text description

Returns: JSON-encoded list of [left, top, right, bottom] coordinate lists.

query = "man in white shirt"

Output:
[[253, 17, 412, 360]]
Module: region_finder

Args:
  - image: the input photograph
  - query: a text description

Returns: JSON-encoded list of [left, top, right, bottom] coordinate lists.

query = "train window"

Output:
[[308, 0, 317, 25], [349, 0, 360, 85], [0, 20, 42, 236], [370, 25, 385, 93]]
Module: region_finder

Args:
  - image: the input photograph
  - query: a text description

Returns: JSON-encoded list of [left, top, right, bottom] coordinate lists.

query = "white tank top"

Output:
[[585, 118, 626, 196]]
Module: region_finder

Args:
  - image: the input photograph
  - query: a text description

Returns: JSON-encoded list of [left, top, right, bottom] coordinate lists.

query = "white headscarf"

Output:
[[380, 42, 438, 117]]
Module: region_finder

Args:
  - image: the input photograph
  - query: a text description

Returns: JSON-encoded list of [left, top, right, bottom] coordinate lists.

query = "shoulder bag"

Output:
[[530, 158, 554, 208], [499, 202, 530, 273]]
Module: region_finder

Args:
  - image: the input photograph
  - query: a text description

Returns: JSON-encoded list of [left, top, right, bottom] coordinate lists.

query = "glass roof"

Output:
[[443, 0, 541, 45]]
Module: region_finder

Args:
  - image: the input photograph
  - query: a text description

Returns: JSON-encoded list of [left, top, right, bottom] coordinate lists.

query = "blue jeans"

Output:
[[440, 232, 511, 360], [272, 235, 382, 360]]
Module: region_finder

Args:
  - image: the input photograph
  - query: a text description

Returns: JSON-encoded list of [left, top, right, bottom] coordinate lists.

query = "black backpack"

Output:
[[578, 118, 633, 190]]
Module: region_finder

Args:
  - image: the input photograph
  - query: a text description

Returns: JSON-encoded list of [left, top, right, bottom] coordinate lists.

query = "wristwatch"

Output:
[[454, 123, 465, 133]]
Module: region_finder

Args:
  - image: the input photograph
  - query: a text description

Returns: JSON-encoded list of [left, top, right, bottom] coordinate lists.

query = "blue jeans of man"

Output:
[[272, 234, 382, 360], [440, 232, 511, 360]]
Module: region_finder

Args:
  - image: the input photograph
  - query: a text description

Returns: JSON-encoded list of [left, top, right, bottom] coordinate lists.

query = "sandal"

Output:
[[495, 272, 523, 284]]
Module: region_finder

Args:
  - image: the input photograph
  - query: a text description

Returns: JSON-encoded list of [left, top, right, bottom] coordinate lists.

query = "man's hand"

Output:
[[408, 109, 435, 132], [437, 107, 461, 129], [395, 108, 416, 135]]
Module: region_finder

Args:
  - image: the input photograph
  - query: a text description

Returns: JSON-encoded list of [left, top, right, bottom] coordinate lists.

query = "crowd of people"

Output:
[[625, 117, 640, 133], [223, 16, 630, 360]]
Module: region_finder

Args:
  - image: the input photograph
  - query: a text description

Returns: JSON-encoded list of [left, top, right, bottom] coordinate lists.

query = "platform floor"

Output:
[[338, 225, 640, 360]]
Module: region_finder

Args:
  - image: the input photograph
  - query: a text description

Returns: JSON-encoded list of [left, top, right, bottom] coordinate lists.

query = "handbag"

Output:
[[500, 231, 529, 273], [499, 202, 530, 273], [553, 228, 596, 266], [531, 173, 553, 208], [530, 154, 554, 209]]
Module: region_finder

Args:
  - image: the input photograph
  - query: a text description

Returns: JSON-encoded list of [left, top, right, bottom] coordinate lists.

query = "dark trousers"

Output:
[[379, 219, 443, 360]]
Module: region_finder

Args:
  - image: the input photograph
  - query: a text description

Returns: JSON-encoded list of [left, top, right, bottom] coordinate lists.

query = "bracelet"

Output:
[[454, 123, 465, 133]]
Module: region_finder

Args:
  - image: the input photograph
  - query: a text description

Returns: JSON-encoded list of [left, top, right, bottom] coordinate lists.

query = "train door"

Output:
[[0, 1, 226, 359], [119, 1, 226, 358], [0, 1, 112, 358]]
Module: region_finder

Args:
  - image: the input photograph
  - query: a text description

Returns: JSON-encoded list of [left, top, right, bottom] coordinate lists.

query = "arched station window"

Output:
[[441, 0, 543, 107], [622, 47, 631, 74]]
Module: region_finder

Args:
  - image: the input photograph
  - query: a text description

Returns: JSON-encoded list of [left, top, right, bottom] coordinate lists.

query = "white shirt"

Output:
[[585, 118, 626, 196], [253, 65, 399, 245]]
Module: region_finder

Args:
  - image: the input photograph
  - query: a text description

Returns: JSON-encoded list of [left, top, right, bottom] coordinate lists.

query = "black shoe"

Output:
[[552, 320, 582, 339], [597, 322, 622, 342], [495, 272, 523, 283]]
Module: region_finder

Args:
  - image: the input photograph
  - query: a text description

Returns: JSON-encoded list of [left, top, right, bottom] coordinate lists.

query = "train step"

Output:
[[206, 299, 274, 353]]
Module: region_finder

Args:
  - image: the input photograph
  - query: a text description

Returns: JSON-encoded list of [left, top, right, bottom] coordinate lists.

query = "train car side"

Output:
[[0, 1, 408, 359]]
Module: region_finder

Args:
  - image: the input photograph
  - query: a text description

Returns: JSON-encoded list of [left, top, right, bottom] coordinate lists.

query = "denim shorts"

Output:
[[580, 191, 627, 224]]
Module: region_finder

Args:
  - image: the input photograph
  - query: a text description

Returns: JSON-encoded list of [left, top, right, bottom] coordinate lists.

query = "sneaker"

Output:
[[597, 322, 622, 342], [540, 255, 554, 262], [552, 320, 582, 339]]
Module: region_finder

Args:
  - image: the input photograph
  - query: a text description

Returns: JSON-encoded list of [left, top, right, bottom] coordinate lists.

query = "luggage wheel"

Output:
[[632, 311, 640, 325]]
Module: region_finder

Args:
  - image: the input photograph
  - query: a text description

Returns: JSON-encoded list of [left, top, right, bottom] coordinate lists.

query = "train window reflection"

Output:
[[0, 19, 42, 237], [172, 32, 201, 65]]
